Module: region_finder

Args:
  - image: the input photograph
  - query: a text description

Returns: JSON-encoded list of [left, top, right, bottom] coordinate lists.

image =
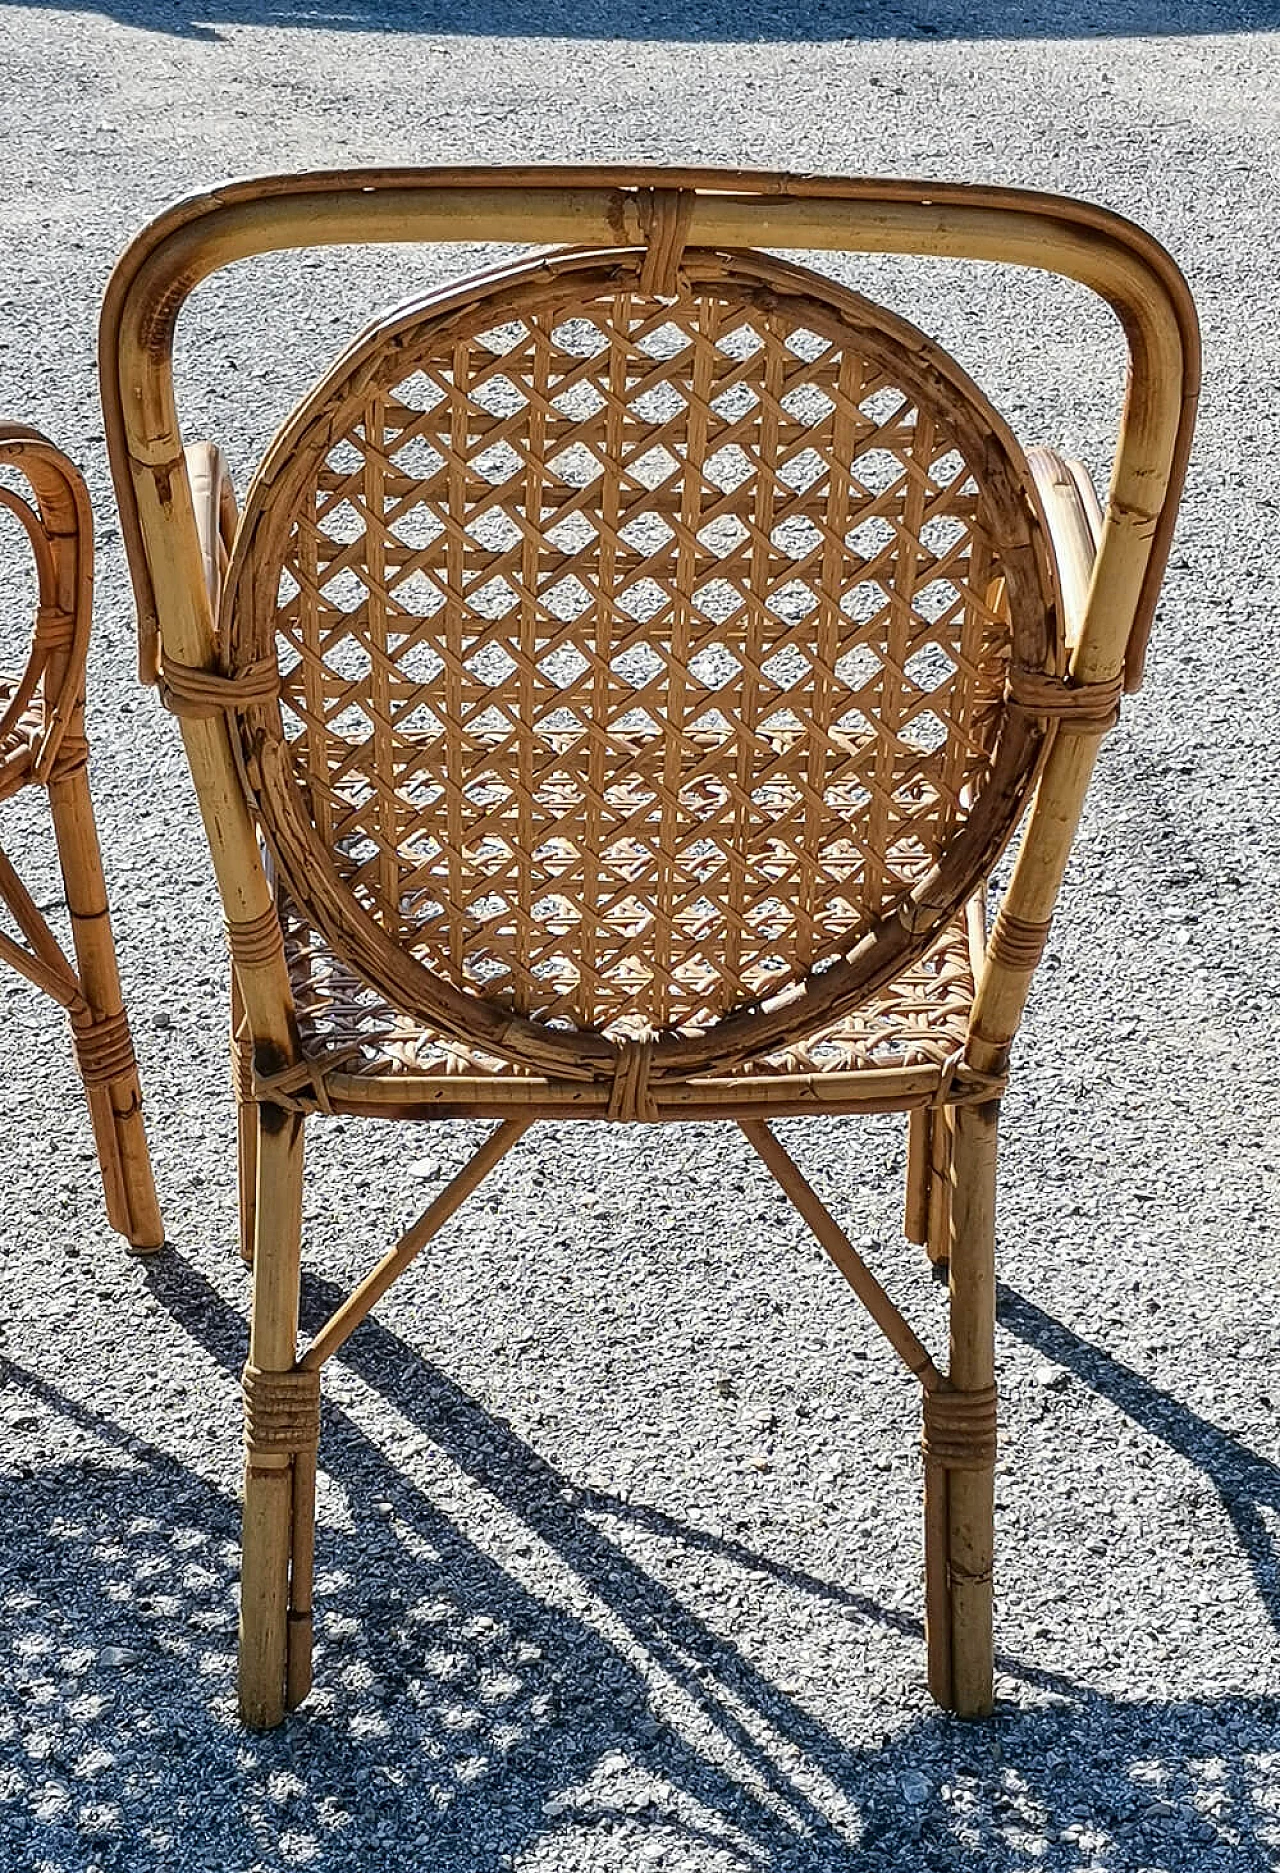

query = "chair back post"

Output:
[[106, 393, 298, 1078], [967, 227, 1196, 1076]]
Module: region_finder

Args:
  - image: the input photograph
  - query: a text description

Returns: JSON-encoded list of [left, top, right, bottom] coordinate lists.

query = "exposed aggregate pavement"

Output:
[[0, 3, 1278, 1868]]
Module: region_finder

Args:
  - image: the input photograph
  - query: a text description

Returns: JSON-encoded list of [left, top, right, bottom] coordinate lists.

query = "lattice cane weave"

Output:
[[224, 247, 1059, 1084]]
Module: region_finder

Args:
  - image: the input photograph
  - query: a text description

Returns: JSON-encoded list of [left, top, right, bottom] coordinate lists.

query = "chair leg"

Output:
[[904, 1109, 930, 1247], [927, 1106, 954, 1281], [905, 1107, 953, 1278], [47, 762, 164, 1252], [923, 1097, 998, 1718], [231, 969, 258, 1267], [239, 1102, 310, 1729]]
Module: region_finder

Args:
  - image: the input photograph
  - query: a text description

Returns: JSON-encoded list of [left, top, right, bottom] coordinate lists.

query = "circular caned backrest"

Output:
[[223, 246, 1060, 1084]]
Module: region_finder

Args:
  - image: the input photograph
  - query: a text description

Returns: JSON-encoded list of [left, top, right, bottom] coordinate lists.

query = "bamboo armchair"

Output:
[[99, 168, 1197, 1727], [0, 426, 162, 1252]]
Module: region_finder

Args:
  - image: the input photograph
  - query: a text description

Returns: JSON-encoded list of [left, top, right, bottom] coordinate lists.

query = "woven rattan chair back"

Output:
[[222, 247, 1059, 1092], [100, 169, 1197, 1731]]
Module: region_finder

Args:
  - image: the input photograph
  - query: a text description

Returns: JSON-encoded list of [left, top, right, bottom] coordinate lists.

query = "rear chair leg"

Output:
[[905, 1106, 953, 1280], [905, 1109, 930, 1247], [240, 1102, 317, 1728], [231, 968, 258, 1266], [48, 760, 164, 1252], [923, 1097, 998, 1717]]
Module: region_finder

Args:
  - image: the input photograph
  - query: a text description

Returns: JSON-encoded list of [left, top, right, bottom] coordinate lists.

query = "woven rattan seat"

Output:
[[0, 427, 163, 1250], [0, 681, 40, 799], [101, 167, 1197, 1729], [281, 880, 980, 1114]]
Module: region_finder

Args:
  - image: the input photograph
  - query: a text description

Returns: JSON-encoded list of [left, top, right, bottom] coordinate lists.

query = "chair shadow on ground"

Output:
[[1, 0, 1275, 44], [2, 1254, 1278, 1869], [998, 1284, 1280, 1638]]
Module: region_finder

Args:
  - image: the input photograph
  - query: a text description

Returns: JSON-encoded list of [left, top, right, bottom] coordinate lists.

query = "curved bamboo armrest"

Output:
[[184, 441, 239, 618], [1027, 446, 1104, 660], [0, 424, 94, 778]]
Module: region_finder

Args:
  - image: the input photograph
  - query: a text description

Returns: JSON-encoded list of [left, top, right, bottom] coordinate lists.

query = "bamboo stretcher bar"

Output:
[[300, 1118, 530, 1370], [741, 1120, 941, 1389]]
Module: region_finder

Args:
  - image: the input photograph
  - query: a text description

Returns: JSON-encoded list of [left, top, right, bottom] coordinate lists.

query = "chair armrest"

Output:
[[1027, 446, 1103, 657], [0, 425, 94, 777], [184, 441, 239, 620]]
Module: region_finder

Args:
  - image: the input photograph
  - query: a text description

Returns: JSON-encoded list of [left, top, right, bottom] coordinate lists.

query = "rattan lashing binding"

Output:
[[1006, 664, 1123, 734], [604, 1038, 660, 1124], [986, 905, 1054, 975], [921, 1382, 999, 1471], [101, 167, 1197, 1729], [160, 655, 279, 719], [637, 186, 695, 295], [242, 1364, 322, 1458]]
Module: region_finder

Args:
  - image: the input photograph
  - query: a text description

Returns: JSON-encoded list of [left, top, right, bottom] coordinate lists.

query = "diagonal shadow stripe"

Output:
[[998, 1282, 1280, 1634]]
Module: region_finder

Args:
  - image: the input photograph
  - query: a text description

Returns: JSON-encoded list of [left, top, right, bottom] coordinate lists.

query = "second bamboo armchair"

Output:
[[100, 167, 1197, 1726], [0, 426, 162, 1252]]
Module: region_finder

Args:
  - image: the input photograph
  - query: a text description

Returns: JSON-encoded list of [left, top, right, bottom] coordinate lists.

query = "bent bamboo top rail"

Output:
[[100, 166, 1199, 695]]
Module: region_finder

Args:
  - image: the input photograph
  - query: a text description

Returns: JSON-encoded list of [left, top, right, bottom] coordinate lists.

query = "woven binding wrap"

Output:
[[72, 1009, 138, 1086], [32, 602, 76, 653], [934, 1049, 1008, 1108], [242, 1364, 321, 1456], [921, 1383, 998, 1470], [638, 188, 694, 296], [226, 905, 286, 972], [46, 734, 90, 778], [1006, 666, 1123, 735], [159, 656, 279, 719], [251, 1045, 368, 1114], [252, 1053, 335, 1115], [987, 907, 1053, 974], [606, 1039, 659, 1122]]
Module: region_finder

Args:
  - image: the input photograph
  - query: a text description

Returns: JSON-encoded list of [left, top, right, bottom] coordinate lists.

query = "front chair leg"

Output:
[[48, 760, 164, 1252], [923, 1097, 999, 1717], [239, 1102, 315, 1729]]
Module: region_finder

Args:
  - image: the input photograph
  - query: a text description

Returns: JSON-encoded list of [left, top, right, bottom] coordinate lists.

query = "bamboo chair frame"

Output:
[[99, 167, 1198, 1728], [0, 426, 163, 1251]]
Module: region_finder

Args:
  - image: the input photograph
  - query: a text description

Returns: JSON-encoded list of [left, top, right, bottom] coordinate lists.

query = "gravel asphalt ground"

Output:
[[1, 5, 1278, 1869]]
